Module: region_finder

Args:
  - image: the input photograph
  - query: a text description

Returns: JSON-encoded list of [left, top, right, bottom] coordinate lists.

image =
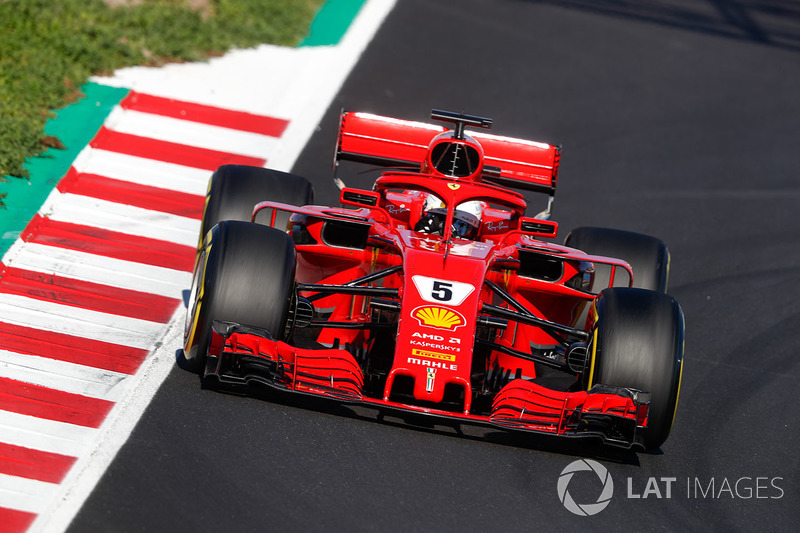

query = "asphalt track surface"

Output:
[[69, 1, 799, 531]]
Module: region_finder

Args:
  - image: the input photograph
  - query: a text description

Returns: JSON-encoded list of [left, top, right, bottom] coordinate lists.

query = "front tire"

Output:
[[184, 220, 296, 374], [590, 288, 684, 450]]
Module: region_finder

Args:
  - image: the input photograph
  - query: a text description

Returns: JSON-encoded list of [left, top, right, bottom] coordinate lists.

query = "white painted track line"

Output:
[[104, 108, 280, 158], [5, 243, 191, 299], [0, 411, 97, 458], [0, 474, 59, 515], [0, 294, 166, 350], [46, 193, 200, 247], [0, 350, 131, 402], [72, 148, 210, 196]]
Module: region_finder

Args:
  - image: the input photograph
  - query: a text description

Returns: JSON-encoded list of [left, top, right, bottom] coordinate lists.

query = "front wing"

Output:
[[204, 322, 651, 449]]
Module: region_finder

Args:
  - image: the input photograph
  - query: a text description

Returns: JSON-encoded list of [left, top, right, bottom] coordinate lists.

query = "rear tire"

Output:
[[199, 165, 314, 246], [564, 226, 670, 293], [591, 288, 684, 450], [184, 220, 296, 374]]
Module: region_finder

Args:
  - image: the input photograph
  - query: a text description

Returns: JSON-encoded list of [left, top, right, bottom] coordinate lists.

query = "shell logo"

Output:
[[412, 305, 466, 331]]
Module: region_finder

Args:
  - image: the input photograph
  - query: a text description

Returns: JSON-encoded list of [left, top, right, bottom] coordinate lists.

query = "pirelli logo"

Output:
[[411, 348, 456, 362]]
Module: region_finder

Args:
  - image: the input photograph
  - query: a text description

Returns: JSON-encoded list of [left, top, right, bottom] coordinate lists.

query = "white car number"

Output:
[[412, 275, 475, 305]]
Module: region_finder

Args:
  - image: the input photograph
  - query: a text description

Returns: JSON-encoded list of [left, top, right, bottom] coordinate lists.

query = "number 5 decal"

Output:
[[412, 275, 475, 305], [431, 281, 453, 301]]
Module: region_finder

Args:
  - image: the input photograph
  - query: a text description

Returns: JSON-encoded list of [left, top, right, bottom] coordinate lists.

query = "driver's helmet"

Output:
[[414, 207, 480, 240], [452, 210, 480, 240]]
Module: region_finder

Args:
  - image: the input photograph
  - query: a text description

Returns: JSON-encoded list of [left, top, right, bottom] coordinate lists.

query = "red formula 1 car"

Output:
[[183, 109, 684, 450]]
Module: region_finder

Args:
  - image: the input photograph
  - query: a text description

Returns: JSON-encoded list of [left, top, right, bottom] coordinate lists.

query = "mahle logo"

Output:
[[557, 459, 614, 516]]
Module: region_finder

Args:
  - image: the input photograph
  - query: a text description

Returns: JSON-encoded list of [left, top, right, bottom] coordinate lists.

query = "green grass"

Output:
[[0, 0, 325, 205]]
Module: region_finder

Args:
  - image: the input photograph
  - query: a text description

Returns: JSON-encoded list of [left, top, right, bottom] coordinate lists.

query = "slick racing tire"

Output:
[[564, 226, 670, 293], [184, 220, 297, 374], [590, 287, 684, 450], [199, 164, 315, 246]]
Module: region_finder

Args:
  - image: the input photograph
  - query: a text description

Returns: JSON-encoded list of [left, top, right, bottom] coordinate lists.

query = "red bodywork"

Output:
[[203, 111, 650, 448]]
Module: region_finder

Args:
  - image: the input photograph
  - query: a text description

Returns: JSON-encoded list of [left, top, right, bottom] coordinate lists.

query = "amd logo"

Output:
[[411, 332, 461, 344]]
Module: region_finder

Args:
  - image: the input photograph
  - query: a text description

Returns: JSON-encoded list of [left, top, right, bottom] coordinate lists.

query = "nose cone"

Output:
[[384, 243, 487, 409]]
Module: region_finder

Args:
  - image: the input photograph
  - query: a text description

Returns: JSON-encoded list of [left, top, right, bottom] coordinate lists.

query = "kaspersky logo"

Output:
[[411, 305, 466, 331], [557, 459, 614, 516]]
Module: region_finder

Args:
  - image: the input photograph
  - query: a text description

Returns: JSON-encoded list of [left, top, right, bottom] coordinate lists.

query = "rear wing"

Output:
[[335, 111, 561, 196]]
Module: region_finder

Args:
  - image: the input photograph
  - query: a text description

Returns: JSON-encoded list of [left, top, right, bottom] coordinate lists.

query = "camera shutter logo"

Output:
[[557, 459, 614, 516]]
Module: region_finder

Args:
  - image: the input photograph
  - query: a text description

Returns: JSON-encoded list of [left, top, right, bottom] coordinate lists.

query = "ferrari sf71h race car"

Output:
[[183, 109, 685, 451]]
